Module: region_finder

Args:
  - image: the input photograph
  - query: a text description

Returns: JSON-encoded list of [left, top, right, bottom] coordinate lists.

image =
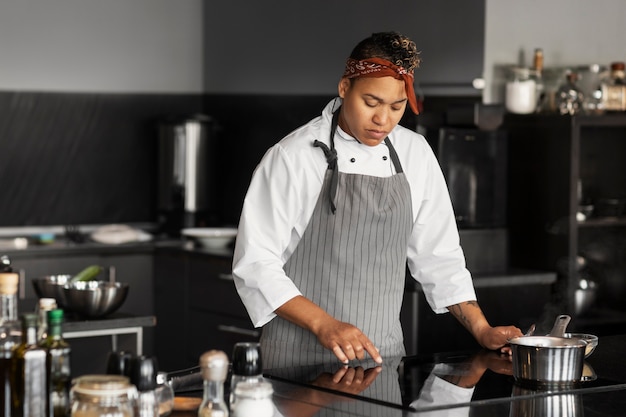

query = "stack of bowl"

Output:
[[32, 275, 129, 319]]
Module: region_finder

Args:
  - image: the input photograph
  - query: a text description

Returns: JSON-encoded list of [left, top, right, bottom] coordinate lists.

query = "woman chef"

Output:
[[232, 31, 522, 369]]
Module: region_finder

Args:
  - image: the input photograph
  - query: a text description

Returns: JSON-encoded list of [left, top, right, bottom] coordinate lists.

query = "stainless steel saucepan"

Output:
[[508, 315, 588, 386]]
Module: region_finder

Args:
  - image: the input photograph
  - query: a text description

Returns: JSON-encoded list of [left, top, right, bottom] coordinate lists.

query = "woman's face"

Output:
[[337, 76, 408, 147]]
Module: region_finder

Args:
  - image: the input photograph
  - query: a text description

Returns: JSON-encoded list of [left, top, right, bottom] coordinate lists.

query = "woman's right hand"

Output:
[[312, 364, 382, 395], [275, 295, 383, 364], [314, 318, 383, 364]]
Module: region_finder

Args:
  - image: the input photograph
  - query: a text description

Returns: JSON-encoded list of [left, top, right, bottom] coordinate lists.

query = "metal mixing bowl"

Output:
[[32, 275, 72, 308], [63, 281, 129, 318]]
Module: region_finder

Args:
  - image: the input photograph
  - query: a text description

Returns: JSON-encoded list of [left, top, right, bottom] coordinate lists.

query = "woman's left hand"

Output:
[[476, 325, 523, 354], [447, 301, 522, 354]]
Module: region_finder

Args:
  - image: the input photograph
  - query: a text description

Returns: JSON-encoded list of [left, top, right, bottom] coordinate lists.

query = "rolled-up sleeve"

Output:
[[405, 144, 476, 313], [232, 134, 327, 327]]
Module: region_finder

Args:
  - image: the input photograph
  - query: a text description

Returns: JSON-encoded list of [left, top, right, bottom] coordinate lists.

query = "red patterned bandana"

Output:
[[343, 57, 419, 114]]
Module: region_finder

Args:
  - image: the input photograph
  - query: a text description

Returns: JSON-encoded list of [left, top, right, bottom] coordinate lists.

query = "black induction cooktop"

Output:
[[263, 335, 626, 412]]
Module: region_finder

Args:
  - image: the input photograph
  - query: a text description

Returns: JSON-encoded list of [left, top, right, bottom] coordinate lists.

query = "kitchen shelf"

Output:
[[578, 217, 626, 227], [504, 113, 626, 322]]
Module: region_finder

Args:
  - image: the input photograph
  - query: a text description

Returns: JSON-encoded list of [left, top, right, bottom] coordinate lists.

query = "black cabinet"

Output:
[[204, 1, 485, 96], [505, 113, 626, 332], [154, 249, 259, 372]]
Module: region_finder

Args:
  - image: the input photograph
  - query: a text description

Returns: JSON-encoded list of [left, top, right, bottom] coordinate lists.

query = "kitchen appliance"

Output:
[[157, 114, 218, 236], [438, 127, 507, 229]]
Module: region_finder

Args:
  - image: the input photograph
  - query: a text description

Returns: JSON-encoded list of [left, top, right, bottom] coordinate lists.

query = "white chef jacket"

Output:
[[410, 364, 475, 416], [232, 98, 476, 328]]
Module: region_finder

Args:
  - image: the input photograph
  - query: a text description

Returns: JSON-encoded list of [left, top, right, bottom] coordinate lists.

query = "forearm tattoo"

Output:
[[449, 301, 479, 331]]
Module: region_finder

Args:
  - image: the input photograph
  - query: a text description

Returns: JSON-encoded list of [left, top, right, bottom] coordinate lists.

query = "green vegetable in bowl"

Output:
[[70, 265, 103, 283]]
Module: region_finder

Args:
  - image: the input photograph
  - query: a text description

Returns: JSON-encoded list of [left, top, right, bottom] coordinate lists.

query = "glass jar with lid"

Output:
[[70, 374, 137, 417], [231, 381, 274, 417], [505, 67, 539, 114], [600, 61, 626, 111], [557, 71, 584, 115]]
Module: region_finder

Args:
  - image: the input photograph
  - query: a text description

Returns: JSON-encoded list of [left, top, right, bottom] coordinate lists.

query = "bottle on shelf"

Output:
[[198, 350, 229, 417], [600, 61, 626, 111], [0, 257, 20, 417], [39, 309, 71, 417], [0, 255, 19, 325], [557, 72, 584, 115], [11, 313, 48, 417], [36, 298, 58, 342], [532, 48, 546, 112]]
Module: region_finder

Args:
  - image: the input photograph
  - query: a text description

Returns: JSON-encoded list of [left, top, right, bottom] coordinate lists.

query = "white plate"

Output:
[[90, 224, 153, 245], [181, 227, 238, 248]]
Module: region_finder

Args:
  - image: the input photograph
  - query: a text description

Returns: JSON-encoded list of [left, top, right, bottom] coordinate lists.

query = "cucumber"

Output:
[[71, 265, 103, 283]]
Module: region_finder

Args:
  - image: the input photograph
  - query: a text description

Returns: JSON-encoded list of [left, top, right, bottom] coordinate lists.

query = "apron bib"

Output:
[[262, 109, 413, 369]]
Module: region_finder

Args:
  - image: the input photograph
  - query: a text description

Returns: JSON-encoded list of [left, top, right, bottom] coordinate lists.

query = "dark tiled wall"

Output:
[[0, 92, 202, 227], [1, 91, 458, 229]]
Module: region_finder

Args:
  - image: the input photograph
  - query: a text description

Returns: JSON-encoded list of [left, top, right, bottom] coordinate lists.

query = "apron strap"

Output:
[[313, 108, 341, 214], [384, 137, 404, 174], [313, 139, 338, 214], [313, 108, 405, 214]]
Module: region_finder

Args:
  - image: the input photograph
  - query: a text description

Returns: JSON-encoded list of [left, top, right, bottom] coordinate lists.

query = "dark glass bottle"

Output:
[[39, 309, 71, 417], [0, 258, 20, 417], [11, 313, 47, 417]]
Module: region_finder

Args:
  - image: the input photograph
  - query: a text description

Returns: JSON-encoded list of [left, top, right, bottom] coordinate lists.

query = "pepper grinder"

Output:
[[130, 355, 159, 417], [229, 342, 263, 410], [198, 350, 229, 417]]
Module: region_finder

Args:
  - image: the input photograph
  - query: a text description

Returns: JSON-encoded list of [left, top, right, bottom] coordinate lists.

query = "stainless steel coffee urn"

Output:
[[157, 114, 217, 236]]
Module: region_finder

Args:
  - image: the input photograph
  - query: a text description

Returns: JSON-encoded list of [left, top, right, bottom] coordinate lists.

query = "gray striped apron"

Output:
[[262, 109, 413, 369]]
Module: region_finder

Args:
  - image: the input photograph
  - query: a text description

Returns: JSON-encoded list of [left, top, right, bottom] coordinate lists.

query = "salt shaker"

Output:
[[198, 350, 229, 417], [231, 381, 274, 417], [155, 372, 174, 416]]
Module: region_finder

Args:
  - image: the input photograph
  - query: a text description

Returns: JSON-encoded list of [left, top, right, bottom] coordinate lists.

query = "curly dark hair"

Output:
[[349, 31, 421, 73]]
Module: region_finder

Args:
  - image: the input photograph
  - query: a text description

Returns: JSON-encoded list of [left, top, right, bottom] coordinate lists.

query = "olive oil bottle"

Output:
[[1, 257, 20, 417], [11, 313, 47, 417], [39, 309, 71, 417]]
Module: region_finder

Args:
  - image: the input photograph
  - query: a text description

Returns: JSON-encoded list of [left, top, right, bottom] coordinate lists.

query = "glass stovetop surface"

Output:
[[263, 344, 626, 412]]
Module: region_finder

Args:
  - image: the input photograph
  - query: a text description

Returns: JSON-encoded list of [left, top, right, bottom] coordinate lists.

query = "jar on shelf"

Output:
[[600, 61, 626, 111], [557, 72, 584, 115], [505, 67, 539, 114], [577, 64, 607, 114]]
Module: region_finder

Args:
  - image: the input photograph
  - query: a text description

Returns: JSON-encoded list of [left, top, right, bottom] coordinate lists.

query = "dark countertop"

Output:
[[0, 234, 559, 288], [171, 334, 626, 417]]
